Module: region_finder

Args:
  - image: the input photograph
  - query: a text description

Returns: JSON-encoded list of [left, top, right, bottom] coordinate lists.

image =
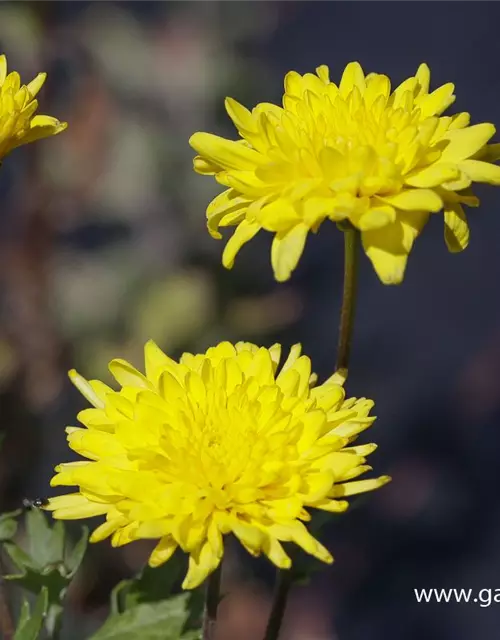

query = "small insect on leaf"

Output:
[[22, 498, 49, 510]]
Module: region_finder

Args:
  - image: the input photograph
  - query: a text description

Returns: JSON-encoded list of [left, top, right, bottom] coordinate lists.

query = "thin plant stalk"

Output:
[[263, 225, 361, 640], [336, 225, 360, 379], [263, 569, 293, 640], [202, 565, 222, 640]]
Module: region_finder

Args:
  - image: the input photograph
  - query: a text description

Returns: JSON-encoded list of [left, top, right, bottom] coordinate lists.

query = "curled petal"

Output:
[[444, 203, 469, 253], [222, 220, 261, 269]]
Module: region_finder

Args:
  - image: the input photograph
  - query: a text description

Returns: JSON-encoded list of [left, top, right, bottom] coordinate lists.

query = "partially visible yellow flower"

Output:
[[46, 341, 389, 589], [190, 62, 500, 284], [0, 54, 66, 160]]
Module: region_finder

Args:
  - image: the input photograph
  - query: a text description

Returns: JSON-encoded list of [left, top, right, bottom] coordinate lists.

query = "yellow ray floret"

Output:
[[190, 62, 500, 284], [46, 341, 389, 589], [0, 54, 66, 160]]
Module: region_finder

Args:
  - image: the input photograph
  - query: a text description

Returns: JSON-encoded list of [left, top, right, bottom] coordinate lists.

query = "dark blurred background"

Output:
[[1, 2, 500, 639]]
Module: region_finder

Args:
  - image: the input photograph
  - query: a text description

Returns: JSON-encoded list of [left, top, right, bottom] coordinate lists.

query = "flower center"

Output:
[[257, 86, 441, 204], [154, 379, 299, 503]]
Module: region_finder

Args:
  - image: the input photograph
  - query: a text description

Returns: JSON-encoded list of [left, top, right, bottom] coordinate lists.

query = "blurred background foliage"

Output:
[[2, 2, 500, 639]]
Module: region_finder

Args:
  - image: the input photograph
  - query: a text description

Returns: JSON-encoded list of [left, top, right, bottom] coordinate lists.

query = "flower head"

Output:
[[0, 54, 66, 160], [46, 341, 389, 589], [190, 62, 500, 284]]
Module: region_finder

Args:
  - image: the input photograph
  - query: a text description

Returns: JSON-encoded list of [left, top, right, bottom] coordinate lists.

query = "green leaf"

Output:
[[2, 514, 90, 638], [0, 518, 18, 542], [108, 552, 202, 631], [180, 631, 202, 640], [14, 587, 48, 640], [90, 595, 193, 640], [118, 553, 184, 610], [64, 525, 89, 577], [4, 512, 88, 583], [0, 509, 22, 541], [4, 541, 38, 572], [45, 602, 64, 638], [185, 588, 204, 632], [15, 599, 30, 631], [26, 509, 64, 569], [110, 579, 135, 616], [4, 556, 68, 605]]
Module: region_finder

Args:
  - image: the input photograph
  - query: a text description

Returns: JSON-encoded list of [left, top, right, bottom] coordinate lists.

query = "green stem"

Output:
[[202, 565, 222, 640], [336, 226, 360, 380], [263, 568, 293, 640]]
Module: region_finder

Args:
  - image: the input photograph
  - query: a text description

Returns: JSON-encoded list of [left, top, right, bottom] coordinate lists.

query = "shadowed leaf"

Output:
[[91, 595, 195, 640], [13, 587, 48, 640]]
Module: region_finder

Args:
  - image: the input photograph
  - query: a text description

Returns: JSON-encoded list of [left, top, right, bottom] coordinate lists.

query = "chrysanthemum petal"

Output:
[[259, 199, 302, 232], [206, 189, 251, 238], [417, 83, 455, 118], [311, 382, 345, 413], [182, 542, 222, 590], [357, 206, 396, 231], [47, 493, 109, 519], [477, 143, 500, 163], [7, 114, 67, 150], [191, 62, 500, 283], [263, 537, 291, 569], [315, 65, 330, 84], [361, 211, 429, 284], [149, 536, 178, 568], [331, 475, 391, 497], [68, 370, 106, 409], [49, 341, 387, 589], [380, 189, 442, 212], [284, 71, 303, 98], [405, 164, 459, 188], [144, 339, 178, 383], [112, 523, 139, 547], [230, 517, 265, 553], [189, 132, 263, 171], [0, 55, 6, 86], [222, 220, 261, 269], [444, 203, 469, 253], [440, 123, 496, 163], [271, 223, 309, 282], [364, 74, 391, 108], [458, 159, 500, 184], [313, 498, 349, 513], [26, 72, 46, 98], [90, 518, 126, 543], [343, 443, 378, 456], [268, 343, 282, 371], [193, 155, 220, 175], [109, 359, 150, 389], [339, 62, 365, 98], [225, 97, 256, 134], [66, 428, 126, 460], [415, 63, 430, 96]]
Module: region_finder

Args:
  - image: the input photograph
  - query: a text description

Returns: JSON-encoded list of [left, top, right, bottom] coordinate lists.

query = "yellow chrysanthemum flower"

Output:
[[0, 54, 67, 160], [46, 341, 389, 589], [190, 62, 500, 284]]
